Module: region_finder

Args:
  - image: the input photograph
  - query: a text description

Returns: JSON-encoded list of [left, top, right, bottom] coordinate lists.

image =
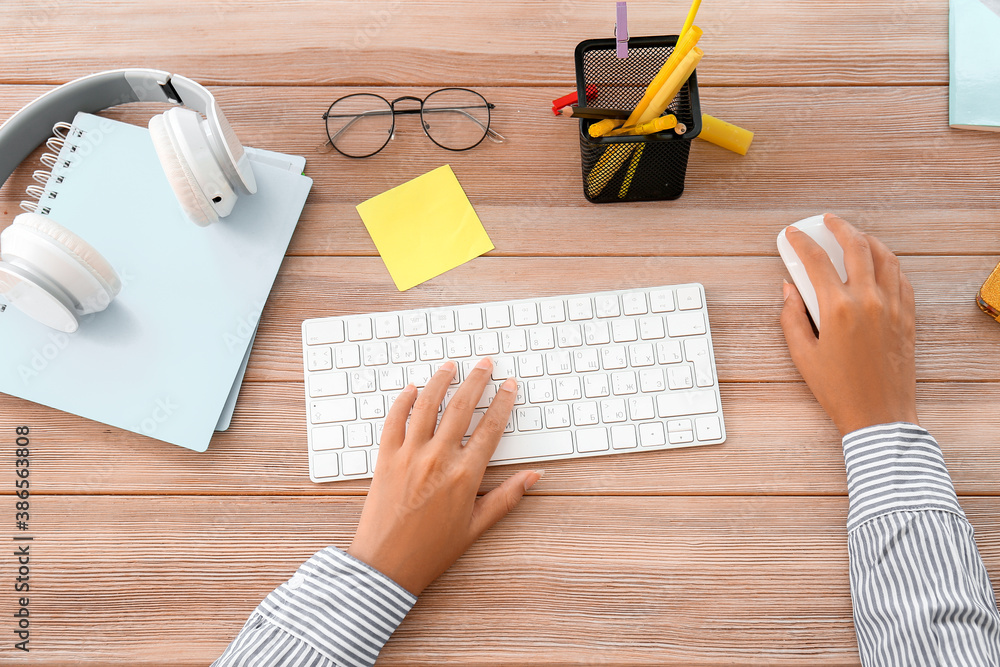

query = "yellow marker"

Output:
[[619, 144, 645, 198], [680, 0, 702, 38], [625, 25, 702, 127], [698, 114, 754, 155], [587, 143, 634, 198], [588, 118, 625, 138], [640, 47, 703, 125], [608, 114, 678, 137]]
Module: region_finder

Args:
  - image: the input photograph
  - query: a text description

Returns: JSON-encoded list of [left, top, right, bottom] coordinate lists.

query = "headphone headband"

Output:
[[0, 69, 255, 194]]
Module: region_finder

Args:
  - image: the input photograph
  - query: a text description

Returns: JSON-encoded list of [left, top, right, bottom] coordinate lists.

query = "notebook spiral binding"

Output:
[[20, 121, 82, 216]]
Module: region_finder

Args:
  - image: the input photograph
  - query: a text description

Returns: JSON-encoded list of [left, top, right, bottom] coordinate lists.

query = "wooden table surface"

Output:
[[1, 1, 999, 665]]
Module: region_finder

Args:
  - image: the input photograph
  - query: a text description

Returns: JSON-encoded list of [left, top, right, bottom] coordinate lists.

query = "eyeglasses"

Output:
[[319, 88, 505, 158]]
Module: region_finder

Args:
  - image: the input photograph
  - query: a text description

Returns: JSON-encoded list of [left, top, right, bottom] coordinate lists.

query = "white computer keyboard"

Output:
[[301, 284, 726, 483]]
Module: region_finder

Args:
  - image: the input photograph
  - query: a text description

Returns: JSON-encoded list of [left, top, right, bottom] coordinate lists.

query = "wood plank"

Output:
[[3, 381, 999, 496], [2, 85, 997, 257], [2, 495, 999, 665], [0, 1, 948, 86], [236, 256, 1000, 383]]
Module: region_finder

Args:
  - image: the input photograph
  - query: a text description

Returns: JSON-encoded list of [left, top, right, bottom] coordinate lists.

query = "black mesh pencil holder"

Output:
[[576, 35, 702, 203]]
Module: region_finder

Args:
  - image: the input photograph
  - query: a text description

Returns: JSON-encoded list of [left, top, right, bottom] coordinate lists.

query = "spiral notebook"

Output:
[[0, 112, 313, 452]]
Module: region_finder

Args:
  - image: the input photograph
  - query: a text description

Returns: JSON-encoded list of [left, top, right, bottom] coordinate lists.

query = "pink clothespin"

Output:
[[615, 2, 629, 59]]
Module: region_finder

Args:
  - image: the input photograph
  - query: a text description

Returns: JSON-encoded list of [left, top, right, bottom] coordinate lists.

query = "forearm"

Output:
[[844, 423, 1000, 666], [213, 547, 416, 667]]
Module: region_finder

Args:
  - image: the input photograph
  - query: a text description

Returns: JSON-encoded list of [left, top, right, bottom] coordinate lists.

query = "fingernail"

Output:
[[403, 383, 416, 393], [476, 357, 493, 370], [440, 361, 456, 374], [501, 377, 517, 392], [524, 469, 545, 491], [782, 279, 790, 301]]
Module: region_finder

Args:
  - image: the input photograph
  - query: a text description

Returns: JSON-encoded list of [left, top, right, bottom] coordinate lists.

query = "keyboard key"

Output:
[[363, 342, 389, 366], [584, 374, 610, 398], [430, 311, 456, 334], [612, 319, 638, 342], [514, 381, 526, 405], [474, 332, 501, 356], [512, 303, 538, 326], [350, 369, 377, 393], [375, 315, 400, 339], [544, 404, 571, 428], [501, 329, 528, 353], [639, 422, 666, 447], [458, 308, 484, 331], [639, 368, 666, 393], [685, 338, 715, 387], [347, 423, 373, 447], [391, 339, 417, 363], [359, 396, 385, 419], [419, 337, 445, 361], [490, 431, 573, 462], [667, 419, 694, 444], [576, 427, 610, 452], [476, 384, 498, 409], [347, 318, 373, 341], [601, 346, 628, 370], [676, 286, 703, 310], [465, 410, 486, 437], [595, 295, 621, 318], [529, 327, 555, 350], [639, 316, 665, 340], [573, 348, 601, 373], [447, 334, 473, 358], [556, 324, 583, 347], [341, 450, 368, 476], [402, 313, 428, 336], [622, 292, 648, 315], [667, 311, 706, 337], [649, 290, 675, 313], [628, 343, 655, 367], [516, 407, 543, 431], [436, 362, 461, 384], [695, 416, 723, 441], [491, 356, 516, 380], [485, 305, 511, 328], [656, 340, 683, 364], [573, 401, 600, 426], [584, 321, 611, 345], [628, 395, 656, 420], [540, 300, 566, 323], [309, 372, 348, 398], [310, 397, 357, 424], [334, 345, 361, 369], [567, 297, 593, 320], [407, 364, 433, 387], [555, 376, 582, 401], [612, 371, 638, 395], [611, 425, 638, 449], [518, 354, 544, 377], [600, 399, 627, 423], [313, 451, 339, 478], [378, 367, 405, 391], [656, 390, 717, 418], [306, 320, 345, 345], [545, 351, 572, 375], [528, 379, 554, 403], [667, 365, 694, 390], [370, 448, 379, 471], [307, 347, 333, 371], [311, 425, 344, 451]]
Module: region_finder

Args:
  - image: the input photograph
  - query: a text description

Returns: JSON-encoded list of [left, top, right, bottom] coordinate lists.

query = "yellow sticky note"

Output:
[[356, 165, 494, 291]]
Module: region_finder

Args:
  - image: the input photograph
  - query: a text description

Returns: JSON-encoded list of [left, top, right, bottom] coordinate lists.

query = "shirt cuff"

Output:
[[842, 422, 965, 533], [253, 547, 417, 667]]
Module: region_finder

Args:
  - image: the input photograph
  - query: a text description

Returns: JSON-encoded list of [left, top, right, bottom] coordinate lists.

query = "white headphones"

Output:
[[0, 69, 257, 333]]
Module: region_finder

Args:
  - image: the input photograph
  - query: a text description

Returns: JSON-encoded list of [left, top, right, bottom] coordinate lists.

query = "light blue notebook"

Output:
[[0, 112, 312, 452], [950, 0, 1000, 131]]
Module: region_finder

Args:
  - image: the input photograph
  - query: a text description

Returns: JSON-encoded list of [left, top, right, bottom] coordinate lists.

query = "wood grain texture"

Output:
[[8, 495, 1000, 666], [0, 1, 949, 87]]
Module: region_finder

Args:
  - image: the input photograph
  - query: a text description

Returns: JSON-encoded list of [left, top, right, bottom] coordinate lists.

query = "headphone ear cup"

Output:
[[149, 112, 219, 227]]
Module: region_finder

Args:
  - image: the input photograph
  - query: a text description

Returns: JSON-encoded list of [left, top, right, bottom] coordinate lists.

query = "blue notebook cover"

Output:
[[0, 112, 312, 452], [950, 0, 1000, 131]]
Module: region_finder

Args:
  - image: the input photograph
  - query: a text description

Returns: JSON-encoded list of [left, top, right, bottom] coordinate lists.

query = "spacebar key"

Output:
[[490, 432, 574, 463]]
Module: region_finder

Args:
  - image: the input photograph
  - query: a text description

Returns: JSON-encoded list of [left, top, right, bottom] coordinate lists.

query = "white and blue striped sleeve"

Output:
[[843, 422, 1000, 666], [212, 546, 417, 667]]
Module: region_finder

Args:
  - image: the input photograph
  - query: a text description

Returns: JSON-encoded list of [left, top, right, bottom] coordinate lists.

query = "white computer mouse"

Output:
[[776, 214, 848, 331]]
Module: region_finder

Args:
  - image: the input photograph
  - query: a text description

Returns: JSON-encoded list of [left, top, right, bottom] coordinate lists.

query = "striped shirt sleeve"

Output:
[[843, 422, 1000, 666], [212, 547, 417, 667]]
